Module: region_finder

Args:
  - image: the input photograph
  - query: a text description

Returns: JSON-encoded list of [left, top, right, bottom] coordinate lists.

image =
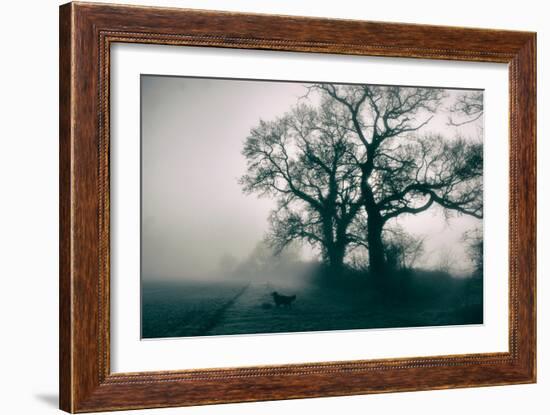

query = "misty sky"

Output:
[[141, 75, 482, 280]]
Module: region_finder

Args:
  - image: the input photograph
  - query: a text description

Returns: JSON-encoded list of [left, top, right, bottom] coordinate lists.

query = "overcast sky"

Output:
[[141, 75, 482, 280]]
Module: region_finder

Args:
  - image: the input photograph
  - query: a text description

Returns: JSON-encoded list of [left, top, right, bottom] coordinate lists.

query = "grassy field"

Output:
[[141, 271, 483, 339]]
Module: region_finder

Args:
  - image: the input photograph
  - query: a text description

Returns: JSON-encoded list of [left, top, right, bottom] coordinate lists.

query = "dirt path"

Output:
[[194, 283, 250, 336], [141, 280, 250, 338]]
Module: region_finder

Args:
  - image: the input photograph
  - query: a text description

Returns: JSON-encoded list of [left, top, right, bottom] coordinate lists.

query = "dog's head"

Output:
[[271, 291, 278, 296]]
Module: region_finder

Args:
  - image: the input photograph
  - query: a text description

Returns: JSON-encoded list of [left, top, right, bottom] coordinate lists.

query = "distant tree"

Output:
[[240, 101, 363, 272], [436, 247, 458, 274], [310, 84, 484, 276], [383, 226, 425, 271], [235, 240, 302, 279], [346, 247, 370, 271], [462, 227, 483, 275], [218, 253, 238, 273], [448, 90, 484, 126]]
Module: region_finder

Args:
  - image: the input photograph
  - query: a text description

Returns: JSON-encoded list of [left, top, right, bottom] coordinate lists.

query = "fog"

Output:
[[141, 75, 482, 281]]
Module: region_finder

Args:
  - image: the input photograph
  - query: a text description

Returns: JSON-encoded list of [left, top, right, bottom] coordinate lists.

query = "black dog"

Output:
[[271, 291, 296, 308]]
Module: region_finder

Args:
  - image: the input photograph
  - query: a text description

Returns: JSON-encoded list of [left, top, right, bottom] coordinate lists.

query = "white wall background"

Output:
[[0, 1, 546, 414]]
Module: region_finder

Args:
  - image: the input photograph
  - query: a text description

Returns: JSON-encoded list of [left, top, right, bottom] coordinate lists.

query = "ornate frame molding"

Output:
[[60, 2, 536, 412]]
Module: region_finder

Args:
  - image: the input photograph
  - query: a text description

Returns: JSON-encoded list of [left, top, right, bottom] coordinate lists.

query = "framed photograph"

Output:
[[59, 2, 536, 412]]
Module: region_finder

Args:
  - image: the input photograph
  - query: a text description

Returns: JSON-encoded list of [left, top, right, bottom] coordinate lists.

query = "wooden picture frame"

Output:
[[59, 2, 536, 412]]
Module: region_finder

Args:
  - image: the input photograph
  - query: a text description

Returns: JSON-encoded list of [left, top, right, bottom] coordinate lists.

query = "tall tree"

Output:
[[240, 100, 363, 271], [312, 84, 483, 275]]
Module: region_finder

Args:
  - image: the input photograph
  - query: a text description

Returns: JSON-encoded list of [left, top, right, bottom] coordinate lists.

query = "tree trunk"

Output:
[[367, 213, 387, 277], [320, 214, 347, 274], [327, 242, 346, 273], [360, 169, 387, 277]]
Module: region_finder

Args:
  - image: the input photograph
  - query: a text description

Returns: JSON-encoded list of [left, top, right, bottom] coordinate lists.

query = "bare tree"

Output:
[[311, 84, 483, 276], [242, 84, 483, 278], [436, 247, 458, 274], [383, 226, 425, 270], [462, 227, 483, 275], [448, 90, 484, 126], [240, 100, 363, 272]]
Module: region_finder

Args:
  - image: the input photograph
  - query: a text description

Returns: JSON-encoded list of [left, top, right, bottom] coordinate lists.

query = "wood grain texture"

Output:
[[59, 3, 73, 411], [59, 2, 537, 412]]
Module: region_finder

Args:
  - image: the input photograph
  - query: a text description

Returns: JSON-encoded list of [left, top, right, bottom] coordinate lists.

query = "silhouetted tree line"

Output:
[[240, 84, 483, 279]]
